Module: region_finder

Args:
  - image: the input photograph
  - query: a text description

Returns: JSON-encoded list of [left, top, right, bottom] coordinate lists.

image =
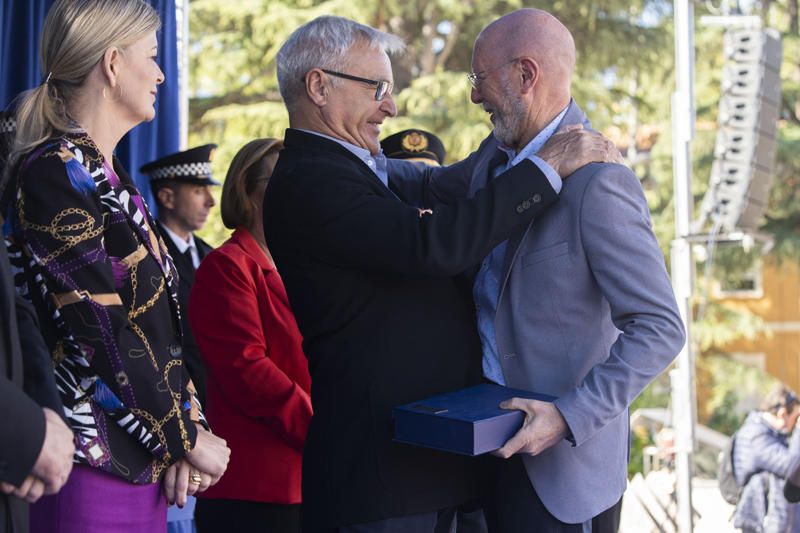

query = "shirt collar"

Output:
[[297, 129, 388, 185], [498, 105, 569, 168], [298, 129, 385, 160], [161, 223, 195, 254]]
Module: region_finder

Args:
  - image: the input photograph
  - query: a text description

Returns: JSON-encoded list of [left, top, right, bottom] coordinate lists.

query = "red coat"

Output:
[[189, 227, 312, 503]]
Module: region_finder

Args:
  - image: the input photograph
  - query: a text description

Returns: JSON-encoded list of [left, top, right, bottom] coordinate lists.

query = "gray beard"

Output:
[[492, 94, 525, 148]]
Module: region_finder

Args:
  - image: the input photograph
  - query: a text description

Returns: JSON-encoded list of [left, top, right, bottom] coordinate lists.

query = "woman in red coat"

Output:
[[189, 139, 312, 532]]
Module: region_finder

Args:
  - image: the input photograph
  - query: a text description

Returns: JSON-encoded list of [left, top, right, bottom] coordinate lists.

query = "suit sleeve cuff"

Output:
[[527, 155, 562, 194], [0, 386, 46, 485], [553, 396, 584, 448]]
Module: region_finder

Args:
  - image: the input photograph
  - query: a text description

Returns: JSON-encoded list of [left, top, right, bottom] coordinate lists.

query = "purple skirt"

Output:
[[30, 464, 167, 533]]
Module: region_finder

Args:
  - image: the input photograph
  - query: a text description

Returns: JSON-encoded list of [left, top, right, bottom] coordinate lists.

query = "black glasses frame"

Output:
[[321, 69, 393, 101]]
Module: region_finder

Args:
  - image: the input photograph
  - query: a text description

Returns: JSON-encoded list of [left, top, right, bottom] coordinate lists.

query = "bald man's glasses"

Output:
[[467, 57, 522, 89], [321, 69, 393, 101]]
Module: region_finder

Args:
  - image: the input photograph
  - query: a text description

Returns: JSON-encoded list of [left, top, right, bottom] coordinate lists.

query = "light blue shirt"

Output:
[[474, 106, 568, 385], [299, 129, 389, 187]]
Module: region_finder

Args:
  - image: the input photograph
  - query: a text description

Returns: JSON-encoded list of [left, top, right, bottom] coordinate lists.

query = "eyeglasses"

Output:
[[467, 57, 522, 89], [321, 69, 394, 101]]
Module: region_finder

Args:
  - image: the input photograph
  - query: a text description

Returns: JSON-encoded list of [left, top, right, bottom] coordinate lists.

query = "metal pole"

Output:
[[671, 1, 697, 532]]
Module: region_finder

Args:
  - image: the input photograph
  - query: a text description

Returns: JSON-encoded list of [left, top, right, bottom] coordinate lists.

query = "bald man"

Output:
[[399, 9, 685, 532]]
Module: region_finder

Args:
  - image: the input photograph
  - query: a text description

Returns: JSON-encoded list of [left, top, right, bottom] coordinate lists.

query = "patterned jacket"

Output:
[[4, 131, 201, 484]]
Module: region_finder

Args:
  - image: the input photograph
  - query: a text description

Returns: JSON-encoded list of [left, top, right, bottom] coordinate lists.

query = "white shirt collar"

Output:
[[161, 223, 196, 254]]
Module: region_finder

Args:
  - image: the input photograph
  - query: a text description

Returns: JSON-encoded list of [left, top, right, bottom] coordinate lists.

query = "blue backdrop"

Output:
[[0, 0, 180, 212]]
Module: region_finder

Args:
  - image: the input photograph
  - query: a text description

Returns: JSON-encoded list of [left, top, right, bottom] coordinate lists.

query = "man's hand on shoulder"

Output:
[[537, 124, 624, 178], [492, 398, 569, 458]]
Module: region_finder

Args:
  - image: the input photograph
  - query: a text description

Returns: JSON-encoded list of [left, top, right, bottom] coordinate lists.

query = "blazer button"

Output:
[[115, 371, 129, 387], [169, 343, 182, 358], [516, 205, 524, 213], [533, 194, 541, 203], [522, 200, 531, 209]]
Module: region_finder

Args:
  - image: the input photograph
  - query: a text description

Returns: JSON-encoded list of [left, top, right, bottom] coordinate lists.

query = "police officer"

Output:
[[1, 111, 17, 217], [381, 128, 489, 533], [141, 144, 219, 408], [380, 128, 446, 166]]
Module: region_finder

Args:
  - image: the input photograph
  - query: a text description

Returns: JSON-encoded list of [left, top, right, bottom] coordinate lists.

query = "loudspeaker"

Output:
[[700, 28, 782, 232]]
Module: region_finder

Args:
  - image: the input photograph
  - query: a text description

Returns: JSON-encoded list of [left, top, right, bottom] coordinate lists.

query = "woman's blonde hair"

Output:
[[10, 0, 160, 165], [221, 138, 283, 230]]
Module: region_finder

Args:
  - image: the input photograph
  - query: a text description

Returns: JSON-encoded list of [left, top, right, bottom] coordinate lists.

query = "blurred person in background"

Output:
[[734, 384, 800, 533], [143, 144, 219, 409], [380, 129, 446, 167], [190, 138, 312, 533], [143, 144, 219, 533], [4, 1, 229, 530], [381, 127, 488, 533]]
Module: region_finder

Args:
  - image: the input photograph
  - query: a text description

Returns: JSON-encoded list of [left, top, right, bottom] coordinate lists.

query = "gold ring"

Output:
[[189, 473, 202, 485]]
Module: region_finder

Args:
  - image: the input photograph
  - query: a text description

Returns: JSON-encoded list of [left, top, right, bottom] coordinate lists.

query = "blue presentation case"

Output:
[[393, 383, 556, 456]]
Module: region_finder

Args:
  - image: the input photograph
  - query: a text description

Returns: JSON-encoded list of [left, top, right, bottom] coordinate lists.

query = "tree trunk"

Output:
[[790, 0, 799, 34], [761, 0, 773, 24], [435, 22, 460, 70]]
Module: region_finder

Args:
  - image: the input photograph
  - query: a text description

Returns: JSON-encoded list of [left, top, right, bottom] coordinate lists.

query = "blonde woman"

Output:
[[5, 1, 229, 530], [190, 139, 312, 532]]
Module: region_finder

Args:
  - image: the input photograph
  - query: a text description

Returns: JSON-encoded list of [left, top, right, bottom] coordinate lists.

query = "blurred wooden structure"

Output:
[[713, 257, 800, 391]]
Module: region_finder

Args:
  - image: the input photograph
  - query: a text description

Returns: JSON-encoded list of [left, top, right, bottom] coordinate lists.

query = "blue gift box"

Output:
[[393, 383, 556, 456]]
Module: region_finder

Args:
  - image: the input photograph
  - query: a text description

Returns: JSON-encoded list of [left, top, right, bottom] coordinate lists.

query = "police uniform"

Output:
[[380, 130, 491, 533], [380, 129, 446, 166], [141, 145, 219, 409], [1, 110, 17, 219]]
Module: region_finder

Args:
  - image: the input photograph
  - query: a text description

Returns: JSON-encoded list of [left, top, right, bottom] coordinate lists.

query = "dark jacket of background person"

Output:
[[6, 132, 200, 483], [189, 227, 312, 503], [734, 411, 800, 532], [0, 238, 47, 532], [262, 129, 558, 530], [157, 222, 213, 407], [14, 297, 63, 415]]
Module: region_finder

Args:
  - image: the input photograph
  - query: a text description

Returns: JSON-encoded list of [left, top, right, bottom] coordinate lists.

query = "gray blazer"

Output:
[[391, 100, 685, 523], [483, 102, 684, 522]]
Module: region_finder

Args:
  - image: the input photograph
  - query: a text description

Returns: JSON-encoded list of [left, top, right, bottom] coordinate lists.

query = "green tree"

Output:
[[187, 1, 800, 479], [188, 0, 676, 245]]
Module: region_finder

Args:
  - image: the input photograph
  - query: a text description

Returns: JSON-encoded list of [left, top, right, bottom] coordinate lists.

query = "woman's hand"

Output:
[[184, 426, 230, 485], [162, 458, 214, 507]]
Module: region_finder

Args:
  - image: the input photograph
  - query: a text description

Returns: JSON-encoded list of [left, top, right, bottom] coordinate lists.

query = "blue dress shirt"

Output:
[[475, 106, 568, 385]]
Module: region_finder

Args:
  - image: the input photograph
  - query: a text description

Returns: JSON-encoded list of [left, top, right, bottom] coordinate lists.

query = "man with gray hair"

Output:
[[264, 15, 616, 533]]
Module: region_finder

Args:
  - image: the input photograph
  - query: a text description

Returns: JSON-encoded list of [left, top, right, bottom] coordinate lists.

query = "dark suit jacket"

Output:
[[0, 234, 46, 533], [157, 223, 212, 408], [262, 129, 558, 530]]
